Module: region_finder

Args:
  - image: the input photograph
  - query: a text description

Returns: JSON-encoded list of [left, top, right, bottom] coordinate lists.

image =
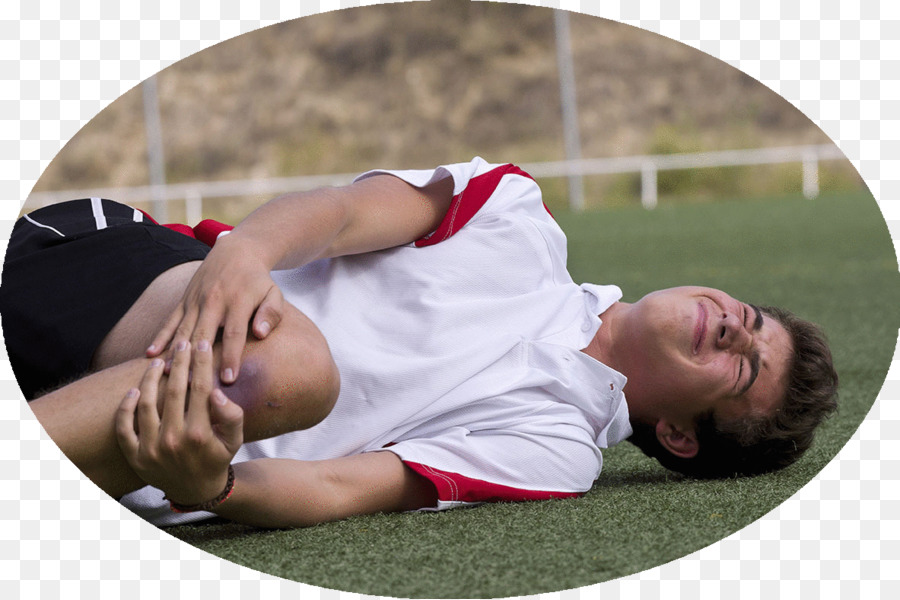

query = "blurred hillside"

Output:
[[31, 0, 857, 214]]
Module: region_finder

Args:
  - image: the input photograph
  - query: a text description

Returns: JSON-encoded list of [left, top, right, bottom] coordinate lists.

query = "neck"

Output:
[[581, 301, 654, 424], [581, 301, 629, 370]]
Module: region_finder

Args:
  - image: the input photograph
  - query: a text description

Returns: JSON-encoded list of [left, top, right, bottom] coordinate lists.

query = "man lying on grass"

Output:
[[0, 158, 838, 527]]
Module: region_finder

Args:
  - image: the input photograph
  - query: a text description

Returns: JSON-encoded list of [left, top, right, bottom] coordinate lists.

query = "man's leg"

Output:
[[31, 357, 168, 498], [29, 261, 340, 499], [92, 259, 340, 433], [90, 261, 202, 371]]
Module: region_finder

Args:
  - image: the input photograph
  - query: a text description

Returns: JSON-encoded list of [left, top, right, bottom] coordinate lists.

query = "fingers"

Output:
[[252, 285, 284, 340], [146, 305, 186, 357], [161, 302, 219, 375], [115, 387, 141, 457], [182, 340, 243, 456], [160, 341, 191, 429], [221, 285, 284, 384], [190, 298, 226, 351], [209, 389, 244, 454], [116, 346, 242, 500], [116, 357, 166, 458], [218, 308, 250, 384], [148, 255, 283, 383], [136, 358, 165, 443], [186, 339, 215, 427]]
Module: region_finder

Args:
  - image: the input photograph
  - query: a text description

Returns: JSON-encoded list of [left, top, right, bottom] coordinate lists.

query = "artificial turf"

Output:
[[165, 190, 900, 598]]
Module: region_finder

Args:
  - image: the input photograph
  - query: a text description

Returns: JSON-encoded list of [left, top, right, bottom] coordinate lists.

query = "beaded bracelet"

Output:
[[165, 465, 235, 513]]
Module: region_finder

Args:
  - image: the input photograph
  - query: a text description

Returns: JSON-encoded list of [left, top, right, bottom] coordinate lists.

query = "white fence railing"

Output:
[[520, 143, 847, 209], [25, 144, 847, 220]]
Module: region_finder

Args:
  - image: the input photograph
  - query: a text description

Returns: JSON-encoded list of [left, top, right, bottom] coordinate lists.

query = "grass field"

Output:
[[166, 190, 900, 598]]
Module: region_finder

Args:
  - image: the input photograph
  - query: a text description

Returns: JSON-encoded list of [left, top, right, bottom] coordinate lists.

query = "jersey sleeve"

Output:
[[354, 157, 553, 248], [374, 413, 604, 511]]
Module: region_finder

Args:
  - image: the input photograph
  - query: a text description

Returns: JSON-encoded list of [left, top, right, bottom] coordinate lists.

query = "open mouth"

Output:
[[693, 302, 707, 355]]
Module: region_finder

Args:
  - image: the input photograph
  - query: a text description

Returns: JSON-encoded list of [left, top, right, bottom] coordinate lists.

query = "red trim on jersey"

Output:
[[404, 461, 582, 504], [162, 223, 195, 238], [193, 219, 234, 247], [415, 163, 542, 248], [141, 212, 234, 248]]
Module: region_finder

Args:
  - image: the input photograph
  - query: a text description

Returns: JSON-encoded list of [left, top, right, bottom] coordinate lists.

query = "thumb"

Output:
[[210, 389, 244, 452]]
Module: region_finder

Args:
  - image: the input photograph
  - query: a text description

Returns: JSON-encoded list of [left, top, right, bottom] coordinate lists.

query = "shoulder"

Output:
[[357, 158, 556, 247]]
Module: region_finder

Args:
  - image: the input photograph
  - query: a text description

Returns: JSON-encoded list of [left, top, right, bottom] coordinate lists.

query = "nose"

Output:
[[715, 311, 751, 351]]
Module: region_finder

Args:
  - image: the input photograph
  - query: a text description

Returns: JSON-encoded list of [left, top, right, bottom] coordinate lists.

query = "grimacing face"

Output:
[[614, 286, 793, 433]]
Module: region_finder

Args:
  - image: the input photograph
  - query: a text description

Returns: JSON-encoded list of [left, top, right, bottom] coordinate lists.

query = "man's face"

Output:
[[614, 286, 793, 429]]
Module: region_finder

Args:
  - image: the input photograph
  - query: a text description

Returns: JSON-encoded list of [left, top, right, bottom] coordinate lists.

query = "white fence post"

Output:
[[641, 162, 658, 209], [802, 149, 820, 199], [554, 10, 585, 211], [185, 191, 203, 225], [142, 76, 168, 222]]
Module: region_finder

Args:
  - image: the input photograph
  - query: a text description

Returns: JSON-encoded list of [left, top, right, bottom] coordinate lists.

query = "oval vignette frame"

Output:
[[4, 1, 898, 598]]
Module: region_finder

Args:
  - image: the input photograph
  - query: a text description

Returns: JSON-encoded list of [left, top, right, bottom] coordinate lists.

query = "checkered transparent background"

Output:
[[1, 0, 898, 598]]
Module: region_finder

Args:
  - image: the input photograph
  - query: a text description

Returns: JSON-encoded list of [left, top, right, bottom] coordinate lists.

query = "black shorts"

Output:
[[0, 199, 211, 399]]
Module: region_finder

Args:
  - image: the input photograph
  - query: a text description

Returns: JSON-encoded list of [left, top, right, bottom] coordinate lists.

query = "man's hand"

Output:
[[116, 340, 244, 506], [145, 234, 284, 384]]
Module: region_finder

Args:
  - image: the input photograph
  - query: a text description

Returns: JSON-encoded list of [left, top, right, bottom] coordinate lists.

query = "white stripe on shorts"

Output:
[[133, 208, 143, 223], [23, 214, 65, 237], [91, 197, 107, 230]]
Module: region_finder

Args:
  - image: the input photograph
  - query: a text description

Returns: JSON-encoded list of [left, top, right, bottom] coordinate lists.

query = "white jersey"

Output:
[[121, 158, 632, 525]]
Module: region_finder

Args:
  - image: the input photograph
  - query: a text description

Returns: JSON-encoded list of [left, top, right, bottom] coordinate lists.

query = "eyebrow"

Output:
[[739, 304, 764, 395]]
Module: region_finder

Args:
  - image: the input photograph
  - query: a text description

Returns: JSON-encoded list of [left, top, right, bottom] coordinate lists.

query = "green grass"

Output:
[[166, 190, 900, 598]]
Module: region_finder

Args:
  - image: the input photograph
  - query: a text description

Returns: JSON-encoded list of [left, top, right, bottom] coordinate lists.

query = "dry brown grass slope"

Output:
[[32, 0, 838, 205]]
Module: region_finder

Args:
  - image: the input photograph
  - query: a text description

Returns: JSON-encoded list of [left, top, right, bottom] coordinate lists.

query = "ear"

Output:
[[655, 419, 699, 459]]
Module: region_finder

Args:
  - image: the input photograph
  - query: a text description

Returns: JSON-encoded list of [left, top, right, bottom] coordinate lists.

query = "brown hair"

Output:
[[627, 306, 839, 478]]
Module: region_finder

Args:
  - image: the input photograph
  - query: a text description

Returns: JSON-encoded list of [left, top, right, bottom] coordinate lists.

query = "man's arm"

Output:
[[116, 316, 436, 526], [232, 173, 456, 269], [212, 452, 438, 528], [148, 175, 455, 383]]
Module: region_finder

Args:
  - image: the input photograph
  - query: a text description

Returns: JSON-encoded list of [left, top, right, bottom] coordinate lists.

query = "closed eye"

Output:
[[750, 304, 763, 332], [737, 351, 760, 396]]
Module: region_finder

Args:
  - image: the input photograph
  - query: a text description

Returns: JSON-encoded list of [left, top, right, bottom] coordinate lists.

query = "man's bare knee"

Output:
[[221, 305, 340, 442]]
